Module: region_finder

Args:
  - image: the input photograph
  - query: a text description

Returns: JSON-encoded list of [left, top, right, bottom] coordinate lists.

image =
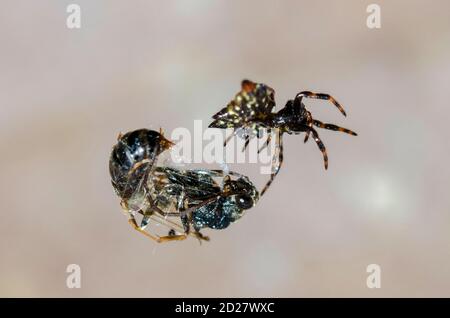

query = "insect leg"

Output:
[[313, 119, 357, 136], [178, 199, 218, 243], [179, 198, 209, 242], [182, 213, 210, 243], [209, 169, 246, 179], [146, 195, 181, 217], [261, 130, 284, 196], [296, 91, 347, 116], [123, 198, 192, 242], [147, 176, 219, 231], [179, 197, 209, 242], [193, 230, 210, 243], [179, 196, 222, 218], [143, 183, 183, 218], [155, 233, 188, 242], [132, 211, 189, 243], [128, 216, 160, 241]]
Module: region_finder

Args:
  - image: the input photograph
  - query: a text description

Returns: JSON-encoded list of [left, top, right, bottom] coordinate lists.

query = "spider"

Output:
[[109, 128, 258, 243], [209, 79, 357, 196]]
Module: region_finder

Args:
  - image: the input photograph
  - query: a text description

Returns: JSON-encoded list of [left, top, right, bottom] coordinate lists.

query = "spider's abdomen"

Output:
[[209, 80, 276, 129]]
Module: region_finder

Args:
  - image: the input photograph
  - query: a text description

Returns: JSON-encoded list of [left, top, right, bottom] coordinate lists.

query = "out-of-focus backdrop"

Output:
[[1, 0, 450, 297]]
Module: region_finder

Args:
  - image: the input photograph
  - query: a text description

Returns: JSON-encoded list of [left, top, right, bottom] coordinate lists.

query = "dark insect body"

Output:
[[151, 167, 258, 235], [109, 129, 258, 243], [209, 80, 358, 196], [109, 129, 173, 200]]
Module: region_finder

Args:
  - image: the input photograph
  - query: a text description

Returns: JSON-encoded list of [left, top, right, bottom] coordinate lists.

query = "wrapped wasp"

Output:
[[209, 80, 357, 196], [109, 129, 259, 243]]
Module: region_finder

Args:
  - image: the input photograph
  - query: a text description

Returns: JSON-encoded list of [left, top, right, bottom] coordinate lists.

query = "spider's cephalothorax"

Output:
[[209, 80, 358, 196]]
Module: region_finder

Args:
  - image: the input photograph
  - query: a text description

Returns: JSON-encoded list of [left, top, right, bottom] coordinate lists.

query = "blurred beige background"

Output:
[[1, 0, 450, 297]]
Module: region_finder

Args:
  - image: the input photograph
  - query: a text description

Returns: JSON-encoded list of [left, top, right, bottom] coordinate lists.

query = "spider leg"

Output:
[[296, 91, 347, 116], [242, 124, 269, 152], [224, 126, 250, 148], [313, 119, 357, 136], [242, 135, 251, 152], [304, 131, 310, 143], [257, 129, 272, 154], [223, 131, 235, 147], [261, 130, 284, 196], [308, 127, 328, 170], [303, 111, 313, 143], [304, 120, 313, 143]]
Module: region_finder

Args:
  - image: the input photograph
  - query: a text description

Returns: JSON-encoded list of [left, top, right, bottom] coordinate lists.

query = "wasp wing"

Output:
[[153, 167, 222, 200]]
